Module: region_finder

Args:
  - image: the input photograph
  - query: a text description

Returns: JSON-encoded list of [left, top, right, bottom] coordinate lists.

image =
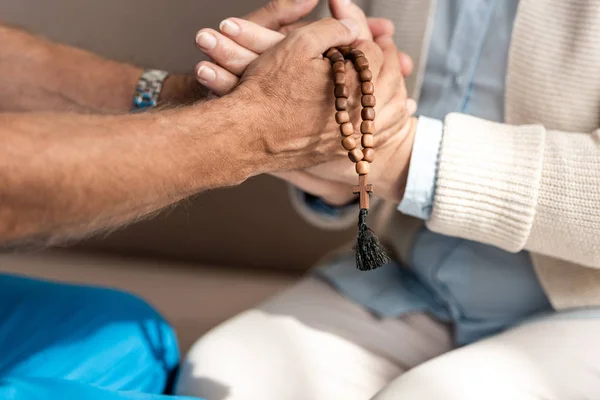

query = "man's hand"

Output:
[[230, 17, 397, 172], [192, 0, 417, 203]]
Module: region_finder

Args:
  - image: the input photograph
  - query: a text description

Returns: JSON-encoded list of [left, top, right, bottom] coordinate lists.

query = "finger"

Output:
[[368, 18, 395, 38], [194, 61, 240, 96], [288, 18, 359, 54], [195, 29, 258, 76], [398, 51, 414, 77], [329, 0, 371, 40], [244, 0, 319, 30], [406, 98, 417, 116], [372, 35, 403, 103], [279, 20, 310, 35], [372, 92, 410, 145], [219, 18, 285, 54]]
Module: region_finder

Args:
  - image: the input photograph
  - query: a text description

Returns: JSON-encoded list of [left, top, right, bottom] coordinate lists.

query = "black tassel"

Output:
[[355, 208, 391, 271]]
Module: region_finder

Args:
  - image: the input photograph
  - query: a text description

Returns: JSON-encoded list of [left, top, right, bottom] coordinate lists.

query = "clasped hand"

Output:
[[195, 0, 416, 204]]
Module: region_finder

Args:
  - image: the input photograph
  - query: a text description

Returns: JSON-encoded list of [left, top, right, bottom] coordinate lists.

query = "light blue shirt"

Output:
[[316, 0, 553, 345]]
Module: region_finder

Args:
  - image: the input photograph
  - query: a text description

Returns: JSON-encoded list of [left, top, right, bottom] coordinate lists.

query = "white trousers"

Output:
[[176, 277, 600, 400]]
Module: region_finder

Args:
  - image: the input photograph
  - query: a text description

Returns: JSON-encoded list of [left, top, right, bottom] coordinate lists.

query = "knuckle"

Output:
[[291, 30, 313, 50], [263, 1, 280, 15]]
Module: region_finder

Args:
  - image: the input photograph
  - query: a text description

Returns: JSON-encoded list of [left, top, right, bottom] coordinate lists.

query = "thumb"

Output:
[[290, 18, 360, 54], [244, 0, 319, 30], [398, 51, 414, 77], [329, 0, 371, 40]]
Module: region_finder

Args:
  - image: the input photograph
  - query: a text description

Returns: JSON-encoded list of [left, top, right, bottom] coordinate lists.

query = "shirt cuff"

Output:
[[397, 116, 444, 220]]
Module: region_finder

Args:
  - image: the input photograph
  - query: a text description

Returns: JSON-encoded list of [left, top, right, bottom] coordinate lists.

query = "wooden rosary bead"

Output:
[[342, 136, 357, 151], [361, 82, 374, 95], [335, 84, 349, 98], [361, 107, 375, 120], [332, 61, 345, 73], [348, 148, 364, 163], [362, 94, 376, 107], [330, 52, 344, 63], [335, 111, 350, 124], [334, 72, 345, 85], [338, 46, 353, 57], [335, 98, 348, 111], [325, 48, 339, 58], [363, 148, 375, 163], [355, 57, 369, 70], [361, 134, 374, 148], [361, 120, 375, 134], [350, 49, 364, 60], [356, 161, 370, 175], [340, 122, 354, 136], [359, 69, 372, 82]]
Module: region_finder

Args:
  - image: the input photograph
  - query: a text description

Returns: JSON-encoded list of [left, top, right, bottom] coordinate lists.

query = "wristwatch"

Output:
[[131, 70, 169, 112]]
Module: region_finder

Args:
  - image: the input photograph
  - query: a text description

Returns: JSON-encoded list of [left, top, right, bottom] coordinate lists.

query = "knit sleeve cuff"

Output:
[[426, 113, 546, 252]]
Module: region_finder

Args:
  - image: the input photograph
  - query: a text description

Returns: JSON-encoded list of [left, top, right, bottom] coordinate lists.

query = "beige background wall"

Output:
[[0, 0, 353, 270]]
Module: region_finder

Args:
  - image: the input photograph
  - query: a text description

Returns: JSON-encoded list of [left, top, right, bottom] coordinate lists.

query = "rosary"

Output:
[[325, 46, 390, 271]]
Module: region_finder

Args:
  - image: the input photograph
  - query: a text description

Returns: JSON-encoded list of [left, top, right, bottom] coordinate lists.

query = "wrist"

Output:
[[159, 74, 210, 106], [175, 94, 264, 188], [379, 116, 417, 203]]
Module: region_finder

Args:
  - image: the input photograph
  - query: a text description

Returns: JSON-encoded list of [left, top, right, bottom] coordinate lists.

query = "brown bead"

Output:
[[350, 49, 364, 60], [359, 69, 372, 82], [340, 122, 354, 136], [335, 84, 349, 98], [334, 72, 345, 85], [361, 120, 375, 134], [325, 48, 339, 59], [362, 94, 376, 107], [363, 148, 375, 162], [335, 111, 350, 124], [361, 82, 374, 94], [330, 52, 344, 63], [348, 148, 364, 163], [355, 57, 369, 70], [335, 98, 348, 111], [361, 134, 374, 148], [356, 161, 370, 175], [332, 61, 345, 73], [342, 136, 357, 151], [361, 107, 375, 120], [338, 46, 353, 57]]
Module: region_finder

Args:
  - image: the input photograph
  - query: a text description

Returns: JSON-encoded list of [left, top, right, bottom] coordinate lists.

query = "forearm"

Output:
[[0, 95, 257, 246], [0, 24, 204, 113], [426, 113, 600, 268]]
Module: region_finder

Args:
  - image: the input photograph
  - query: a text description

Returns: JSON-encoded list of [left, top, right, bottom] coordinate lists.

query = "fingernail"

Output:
[[219, 19, 240, 36], [340, 19, 359, 36], [406, 99, 417, 115], [344, 0, 352, 5], [196, 32, 217, 51], [197, 66, 216, 82]]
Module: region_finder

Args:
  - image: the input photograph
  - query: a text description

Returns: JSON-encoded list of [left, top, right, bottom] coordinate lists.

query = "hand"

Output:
[[194, 0, 417, 202], [193, 0, 407, 95], [232, 18, 412, 173]]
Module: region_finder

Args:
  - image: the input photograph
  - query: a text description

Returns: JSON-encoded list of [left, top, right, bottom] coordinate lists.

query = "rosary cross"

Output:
[[353, 175, 372, 209]]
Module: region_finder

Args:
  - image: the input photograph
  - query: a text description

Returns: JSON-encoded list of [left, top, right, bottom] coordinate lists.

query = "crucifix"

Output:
[[353, 175, 373, 210]]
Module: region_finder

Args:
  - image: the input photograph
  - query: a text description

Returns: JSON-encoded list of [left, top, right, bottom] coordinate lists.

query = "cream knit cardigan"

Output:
[[304, 0, 600, 309]]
